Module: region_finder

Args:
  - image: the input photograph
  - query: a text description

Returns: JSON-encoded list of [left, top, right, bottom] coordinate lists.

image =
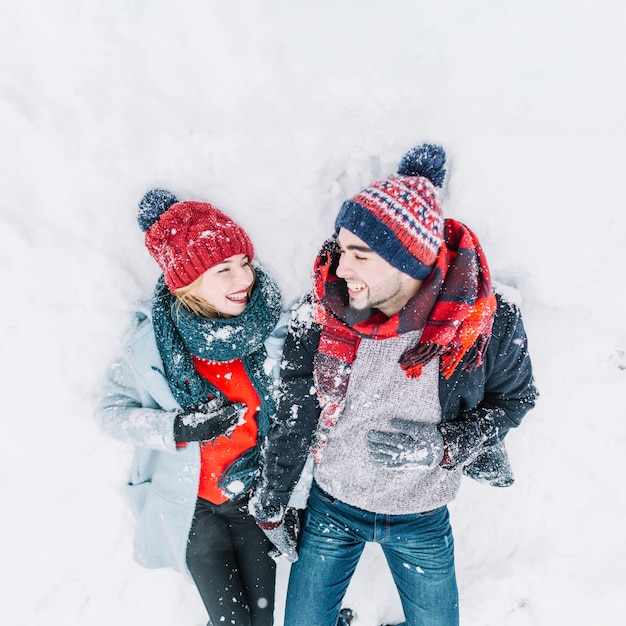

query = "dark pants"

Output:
[[186, 496, 276, 626]]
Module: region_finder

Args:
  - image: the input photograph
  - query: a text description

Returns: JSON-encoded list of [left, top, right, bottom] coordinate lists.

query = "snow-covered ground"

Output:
[[2, 1, 625, 624]]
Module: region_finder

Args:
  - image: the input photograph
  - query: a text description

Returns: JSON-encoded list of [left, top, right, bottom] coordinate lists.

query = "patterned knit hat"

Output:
[[137, 189, 254, 292], [334, 143, 447, 280]]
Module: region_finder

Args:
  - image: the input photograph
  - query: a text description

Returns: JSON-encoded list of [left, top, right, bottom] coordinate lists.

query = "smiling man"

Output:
[[251, 144, 538, 626], [335, 228, 423, 317]]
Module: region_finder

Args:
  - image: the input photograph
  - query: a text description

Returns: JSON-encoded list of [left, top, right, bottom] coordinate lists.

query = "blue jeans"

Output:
[[285, 482, 459, 626]]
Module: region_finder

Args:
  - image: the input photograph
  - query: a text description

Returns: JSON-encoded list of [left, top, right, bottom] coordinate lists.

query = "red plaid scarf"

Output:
[[311, 219, 496, 444]]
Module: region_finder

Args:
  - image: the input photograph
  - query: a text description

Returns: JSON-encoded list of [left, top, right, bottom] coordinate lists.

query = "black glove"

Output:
[[173, 398, 246, 444], [438, 407, 502, 469], [255, 507, 301, 563], [366, 418, 444, 469], [463, 439, 515, 487]]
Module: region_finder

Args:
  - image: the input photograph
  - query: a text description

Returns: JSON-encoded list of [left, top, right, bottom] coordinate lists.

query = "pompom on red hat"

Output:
[[138, 189, 254, 292]]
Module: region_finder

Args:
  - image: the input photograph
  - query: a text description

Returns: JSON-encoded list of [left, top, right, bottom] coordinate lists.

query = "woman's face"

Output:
[[192, 254, 255, 317]]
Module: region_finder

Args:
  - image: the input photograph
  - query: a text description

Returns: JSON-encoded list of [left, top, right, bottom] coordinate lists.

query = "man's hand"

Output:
[[255, 507, 300, 563], [438, 407, 502, 468], [173, 398, 246, 443], [366, 418, 445, 469]]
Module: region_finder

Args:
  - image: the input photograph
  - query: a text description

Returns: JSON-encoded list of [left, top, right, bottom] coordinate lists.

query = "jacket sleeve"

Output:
[[473, 293, 538, 437], [252, 295, 322, 518], [95, 315, 180, 453]]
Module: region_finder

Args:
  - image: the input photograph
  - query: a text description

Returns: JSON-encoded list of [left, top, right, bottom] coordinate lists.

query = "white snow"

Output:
[[2, 1, 625, 625]]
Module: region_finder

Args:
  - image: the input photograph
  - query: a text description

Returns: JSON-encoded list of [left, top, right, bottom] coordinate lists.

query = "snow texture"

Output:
[[2, 1, 625, 625]]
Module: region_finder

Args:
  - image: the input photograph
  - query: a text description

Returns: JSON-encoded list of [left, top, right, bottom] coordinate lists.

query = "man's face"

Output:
[[335, 228, 423, 317]]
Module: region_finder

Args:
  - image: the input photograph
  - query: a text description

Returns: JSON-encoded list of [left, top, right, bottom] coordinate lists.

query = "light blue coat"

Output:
[[96, 301, 288, 578]]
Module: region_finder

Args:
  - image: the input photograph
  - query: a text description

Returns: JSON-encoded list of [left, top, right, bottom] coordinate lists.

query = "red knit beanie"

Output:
[[137, 189, 254, 292]]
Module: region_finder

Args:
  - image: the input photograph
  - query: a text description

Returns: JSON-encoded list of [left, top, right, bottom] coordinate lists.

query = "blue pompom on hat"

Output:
[[397, 143, 447, 186], [138, 189, 254, 292], [137, 189, 179, 232], [335, 143, 447, 280]]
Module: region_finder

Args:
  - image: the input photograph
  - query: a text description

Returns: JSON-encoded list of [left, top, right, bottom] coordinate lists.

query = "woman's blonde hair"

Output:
[[172, 265, 257, 319]]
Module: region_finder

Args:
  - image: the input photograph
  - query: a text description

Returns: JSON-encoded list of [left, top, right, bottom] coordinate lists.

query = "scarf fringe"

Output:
[[398, 342, 446, 378]]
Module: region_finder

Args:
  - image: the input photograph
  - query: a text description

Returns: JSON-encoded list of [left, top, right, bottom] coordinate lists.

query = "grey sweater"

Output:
[[314, 330, 463, 515]]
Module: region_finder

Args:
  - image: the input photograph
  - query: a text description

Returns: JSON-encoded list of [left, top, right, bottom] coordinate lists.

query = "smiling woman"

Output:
[[96, 189, 284, 626]]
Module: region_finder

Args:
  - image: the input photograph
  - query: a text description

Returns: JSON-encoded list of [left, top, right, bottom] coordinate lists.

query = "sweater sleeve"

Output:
[[252, 295, 322, 518]]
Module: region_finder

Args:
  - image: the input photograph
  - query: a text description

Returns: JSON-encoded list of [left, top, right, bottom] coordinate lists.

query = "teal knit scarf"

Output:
[[152, 265, 283, 440]]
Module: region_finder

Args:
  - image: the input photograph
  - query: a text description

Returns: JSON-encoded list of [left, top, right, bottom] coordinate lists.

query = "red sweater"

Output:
[[192, 357, 260, 504]]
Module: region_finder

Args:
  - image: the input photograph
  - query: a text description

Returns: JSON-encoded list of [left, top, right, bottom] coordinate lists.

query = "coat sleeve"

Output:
[[475, 294, 538, 437], [95, 315, 180, 453], [252, 296, 322, 519]]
